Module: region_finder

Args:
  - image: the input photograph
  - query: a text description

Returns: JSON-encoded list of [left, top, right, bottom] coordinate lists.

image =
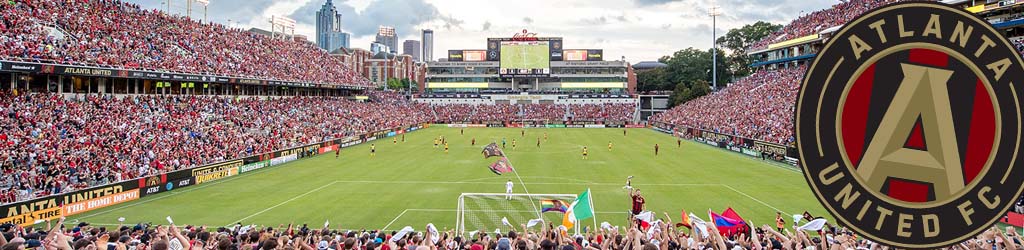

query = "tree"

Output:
[[686, 79, 711, 101], [669, 79, 712, 107], [386, 78, 413, 90], [636, 68, 670, 92], [638, 21, 779, 104], [669, 82, 690, 107], [715, 21, 782, 77]]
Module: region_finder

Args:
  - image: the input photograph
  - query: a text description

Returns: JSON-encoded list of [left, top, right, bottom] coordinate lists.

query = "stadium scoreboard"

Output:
[[429, 29, 630, 92], [444, 29, 576, 78]]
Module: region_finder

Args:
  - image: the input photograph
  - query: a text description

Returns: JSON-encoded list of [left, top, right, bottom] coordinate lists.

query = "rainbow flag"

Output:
[[540, 199, 569, 213]]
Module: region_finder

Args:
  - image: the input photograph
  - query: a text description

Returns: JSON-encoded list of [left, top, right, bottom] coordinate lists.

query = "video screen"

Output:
[[499, 41, 550, 77]]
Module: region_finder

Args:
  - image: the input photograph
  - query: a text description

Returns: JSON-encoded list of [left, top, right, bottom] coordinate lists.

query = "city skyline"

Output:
[[124, 0, 839, 62]]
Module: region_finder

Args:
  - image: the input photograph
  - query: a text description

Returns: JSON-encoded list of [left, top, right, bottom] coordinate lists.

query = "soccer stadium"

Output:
[[1, 0, 1024, 249]]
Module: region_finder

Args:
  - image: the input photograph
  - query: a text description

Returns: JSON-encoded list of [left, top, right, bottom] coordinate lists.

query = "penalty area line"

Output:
[[723, 184, 789, 215], [225, 180, 339, 227]]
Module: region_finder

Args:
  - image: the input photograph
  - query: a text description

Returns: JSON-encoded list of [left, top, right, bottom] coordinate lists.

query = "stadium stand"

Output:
[[0, 0, 369, 87], [1018, 194, 1024, 214], [0, 91, 428, 204], [0, 91, 637, 204], [4, 215, 1022, 250], [427, 104, 636, 124], [747, 0, 902, 52], [650, 66, 805, 145]]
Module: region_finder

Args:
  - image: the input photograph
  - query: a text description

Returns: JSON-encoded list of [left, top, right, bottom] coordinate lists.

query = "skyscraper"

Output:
[[370, 42, 389, 55], [375, 26, 398, 53], [315, 0, 350, 51], [421, 29, 434, 62], [403, 40, 421, 62]]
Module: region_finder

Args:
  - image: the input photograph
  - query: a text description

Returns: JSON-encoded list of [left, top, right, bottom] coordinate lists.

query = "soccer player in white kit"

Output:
[[506, 179, 514, 200]]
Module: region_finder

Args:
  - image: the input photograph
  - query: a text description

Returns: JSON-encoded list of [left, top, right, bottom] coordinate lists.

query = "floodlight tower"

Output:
[[709, 4, 722, 90]]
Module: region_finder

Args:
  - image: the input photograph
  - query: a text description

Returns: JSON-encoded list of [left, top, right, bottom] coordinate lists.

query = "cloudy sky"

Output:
[[127, 0, 839, 62]]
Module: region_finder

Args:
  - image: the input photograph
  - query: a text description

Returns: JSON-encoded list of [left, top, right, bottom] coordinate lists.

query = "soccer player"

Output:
[[472, 138, 476, 146], [544, 132, 548, 141], [623, 176, 633, 190], [335, 148, 340, 159], [654, 144, 660, 156], [623, 129, 627, 136], [511, 139, 516, 150], [536, 137, 540, 148], [402, 134, 405, 142], [582, 146, 589, 160], [444, 142, 449, 154], [630, 188, 645, 217], [677, 137, 681, 148], [521, 130, 525, 137], [370, 144, 376, 157], [502, 138, 507, 149], [393, 137, 397, 144], [608, 141, 613, 151], [461, 128, 464, 135], [505, 179, 514, 200], [434, 138, 439, 148]]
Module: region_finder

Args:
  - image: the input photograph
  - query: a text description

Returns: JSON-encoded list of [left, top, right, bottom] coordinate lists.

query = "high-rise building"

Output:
[[315, 0, 350, 51], [370, 42, 389, 55], [329, 32, 350, 51], [375, 26, 398, 53], [403, 40, 421, 62], [421, 29, 434, 62]]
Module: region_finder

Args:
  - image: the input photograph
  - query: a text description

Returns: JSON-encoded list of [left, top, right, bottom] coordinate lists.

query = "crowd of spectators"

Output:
[[0, 0, 369, 87], [1017, 194, 1023, 214], [748, 0, 902, 51], [0, 91, 428, 204], [3, 211, 1023, 250], [568, 104, 635, 123], [651, 66, 805, 145], [428, 103, 636, 123]]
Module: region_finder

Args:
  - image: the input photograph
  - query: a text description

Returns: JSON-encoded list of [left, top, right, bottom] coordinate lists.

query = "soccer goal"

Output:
[[456, 193, 580, 236]]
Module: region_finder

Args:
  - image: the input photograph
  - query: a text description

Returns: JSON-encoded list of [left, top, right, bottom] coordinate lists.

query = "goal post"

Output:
[[457, 193, 580, 236]]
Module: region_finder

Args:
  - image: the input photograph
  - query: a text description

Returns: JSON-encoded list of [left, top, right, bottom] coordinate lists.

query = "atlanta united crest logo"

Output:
[[796, 2, 1024, 248]]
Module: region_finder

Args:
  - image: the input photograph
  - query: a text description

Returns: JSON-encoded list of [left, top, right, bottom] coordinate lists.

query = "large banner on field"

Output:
[[62, 189, 140, 216], [0, 181, 138, 221], [192, 160, 242, 184]]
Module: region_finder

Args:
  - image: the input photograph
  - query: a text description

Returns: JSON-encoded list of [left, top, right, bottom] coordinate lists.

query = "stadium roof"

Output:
[[633, 61, 667, 70]]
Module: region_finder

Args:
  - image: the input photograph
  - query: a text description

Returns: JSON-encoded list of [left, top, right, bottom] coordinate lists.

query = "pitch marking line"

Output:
[[75, 164, 283, 220], [226, 180, 339, 226], [327, 180, 717, 186], [381, 209, 410, 231], [723, 184, 789, 215], [382, 208, 629, 231]]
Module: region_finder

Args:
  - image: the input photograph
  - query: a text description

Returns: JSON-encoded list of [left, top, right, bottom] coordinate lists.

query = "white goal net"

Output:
[[457, 193, 579, 236]]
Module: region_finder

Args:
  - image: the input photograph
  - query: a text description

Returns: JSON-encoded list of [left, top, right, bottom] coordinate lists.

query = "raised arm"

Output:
[[169, 223, 192, 250]]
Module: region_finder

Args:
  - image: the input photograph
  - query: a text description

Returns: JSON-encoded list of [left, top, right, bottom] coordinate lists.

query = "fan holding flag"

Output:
[[629, 189, 645, 217]]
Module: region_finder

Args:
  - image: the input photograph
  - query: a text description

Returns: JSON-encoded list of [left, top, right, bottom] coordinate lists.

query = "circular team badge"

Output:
[[796, 2, 1024, 248]]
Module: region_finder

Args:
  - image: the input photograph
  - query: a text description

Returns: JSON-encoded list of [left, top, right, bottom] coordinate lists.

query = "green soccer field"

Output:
[[67, 128, 828, 231], [500, 43, 550, 71]]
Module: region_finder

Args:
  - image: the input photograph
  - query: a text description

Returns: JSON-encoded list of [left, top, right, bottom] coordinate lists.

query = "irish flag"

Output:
[[562, 189, 595, 229]]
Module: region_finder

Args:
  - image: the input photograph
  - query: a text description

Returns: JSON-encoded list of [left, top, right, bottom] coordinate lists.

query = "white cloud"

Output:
[[125, 0, 838, 62]]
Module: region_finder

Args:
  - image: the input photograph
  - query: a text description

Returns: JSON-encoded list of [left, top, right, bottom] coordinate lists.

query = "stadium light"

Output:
[[708, 4, 722, 91], [194, 0, 210, 22]]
